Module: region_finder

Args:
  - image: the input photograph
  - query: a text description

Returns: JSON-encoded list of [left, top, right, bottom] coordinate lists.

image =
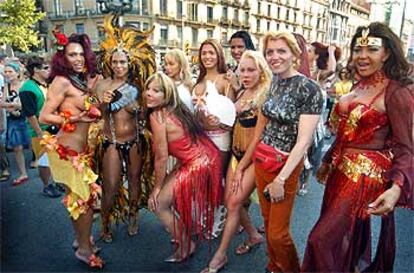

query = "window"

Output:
[[267, 4, 271, 16], [258, 1, 261, 14], [177, 0, 183, 18], [75, 23, 84, 34], [207, 6, 213, 23], [277, 7, 280, 19], [126, 21, 140, 28], [234, 9, 239, 23], [74, 0, 84, 13], [256, 19, 260, 32], [189, 3, 198, 21], [177, 26, 183, 42], [160, 0, 167, 16], [160, 25, 168, 44], [285, 9, 290, 21], [244, 11, 249, 25], [267, 21, 270, 31], [276, 23, 279, 30], [207, 30, 213, 38], [143, 22, 149, 31], [141, 0, 149, 15], [191, 27, 198, 46], [54, 0, 62, 16], [222, 6, 228, 19]]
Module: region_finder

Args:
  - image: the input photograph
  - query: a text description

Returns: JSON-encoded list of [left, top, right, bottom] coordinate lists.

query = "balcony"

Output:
[[220, 18, 231, 26]]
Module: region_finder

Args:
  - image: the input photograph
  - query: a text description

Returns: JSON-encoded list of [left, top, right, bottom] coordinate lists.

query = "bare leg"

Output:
[[127, 143, 142, 235], [207, 164, 263, 268], [155, 175, 195, 259], [13, 145, 27, 178], [38, 167, 51, 187], [72, 207, 94, 256], [101, 145, 122, 240]]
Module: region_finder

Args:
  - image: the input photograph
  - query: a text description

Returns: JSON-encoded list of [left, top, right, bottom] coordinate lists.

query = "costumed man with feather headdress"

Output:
[[95, 15, 156, 242]]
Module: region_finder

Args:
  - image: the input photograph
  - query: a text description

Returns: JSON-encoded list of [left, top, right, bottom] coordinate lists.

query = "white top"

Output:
[[203, 80, 236, 127], [176, 82, 194, 113]]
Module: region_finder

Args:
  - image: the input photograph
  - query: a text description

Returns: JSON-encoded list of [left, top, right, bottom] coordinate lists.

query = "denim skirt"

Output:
[[6, 118, 31, 149]]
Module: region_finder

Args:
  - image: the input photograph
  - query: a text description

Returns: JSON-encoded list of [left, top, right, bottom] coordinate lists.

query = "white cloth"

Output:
[[37, 153, 49, 167], [206, 130, 231, 152], [204, 81, 236, 127], [177, 83, 194, 113]]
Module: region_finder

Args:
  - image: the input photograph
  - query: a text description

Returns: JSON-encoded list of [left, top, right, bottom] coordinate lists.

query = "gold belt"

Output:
[[337, 153, 387, 183]]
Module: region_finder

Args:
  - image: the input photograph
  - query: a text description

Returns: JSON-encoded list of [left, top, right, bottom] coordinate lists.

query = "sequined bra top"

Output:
[[331, 88, 389, 149]]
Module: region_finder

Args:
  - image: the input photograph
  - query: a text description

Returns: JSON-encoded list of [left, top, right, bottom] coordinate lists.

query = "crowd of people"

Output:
[[0, 17, 413, 272]]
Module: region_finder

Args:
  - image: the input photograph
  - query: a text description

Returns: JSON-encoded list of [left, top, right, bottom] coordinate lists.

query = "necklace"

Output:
[[69, 73, 89, 94], [356, 70, 386, 91]]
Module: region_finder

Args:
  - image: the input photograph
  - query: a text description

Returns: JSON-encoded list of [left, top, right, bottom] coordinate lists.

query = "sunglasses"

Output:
[[42, 65, 50, 70]]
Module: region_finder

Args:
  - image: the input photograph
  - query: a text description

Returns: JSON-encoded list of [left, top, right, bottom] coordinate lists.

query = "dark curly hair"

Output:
[[229, 30, 256, 51], [49, 33, 97, 82], [26, 56, 45, 77], [349, 22, 413, 86], [311, 42, 341, 70]]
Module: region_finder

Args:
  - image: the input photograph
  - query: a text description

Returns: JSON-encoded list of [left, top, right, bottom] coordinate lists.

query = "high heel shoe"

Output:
[[164, 243, 196, 263], [75, 249, 104, 269], [72, 236, 101, 254], [200, 256, 228, 273]]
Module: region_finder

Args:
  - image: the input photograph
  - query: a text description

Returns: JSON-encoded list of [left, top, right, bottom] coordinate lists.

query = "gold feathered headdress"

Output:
[[100, 15, 156, 93]]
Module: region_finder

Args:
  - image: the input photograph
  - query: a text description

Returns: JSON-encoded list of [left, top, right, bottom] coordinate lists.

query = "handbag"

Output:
[[252, 141, 288, 173]]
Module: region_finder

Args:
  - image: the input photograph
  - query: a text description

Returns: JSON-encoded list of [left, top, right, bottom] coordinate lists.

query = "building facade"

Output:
[[40, 0, 372, 64]]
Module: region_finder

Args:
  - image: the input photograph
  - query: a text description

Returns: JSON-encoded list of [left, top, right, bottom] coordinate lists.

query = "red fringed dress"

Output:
[[302, 78, 414, 272], [167, 118, 222, 243]]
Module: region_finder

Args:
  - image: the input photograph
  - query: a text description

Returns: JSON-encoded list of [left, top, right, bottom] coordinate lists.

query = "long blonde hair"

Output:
[[145, 72, 204, 141], [239, 50, 272, 106], [164, 49, 193, 90], [262, 31, 302, 69]]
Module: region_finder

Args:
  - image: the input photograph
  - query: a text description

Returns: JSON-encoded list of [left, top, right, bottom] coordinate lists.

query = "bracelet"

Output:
[[60, 111, 76, 133], [276, 176, 287, 184]]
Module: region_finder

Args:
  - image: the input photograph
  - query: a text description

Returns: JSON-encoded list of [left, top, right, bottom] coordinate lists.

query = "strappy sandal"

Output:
[[127, 210, 139, 236], [100, 231, 113, 243], [72, 237, 101, 254], [235, 239, 263, 255], [75, 250, 104, 269], [200, 256, 228, 273]]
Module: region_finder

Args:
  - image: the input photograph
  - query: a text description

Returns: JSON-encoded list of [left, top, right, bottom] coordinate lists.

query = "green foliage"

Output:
[[0, 0, 46, 52]]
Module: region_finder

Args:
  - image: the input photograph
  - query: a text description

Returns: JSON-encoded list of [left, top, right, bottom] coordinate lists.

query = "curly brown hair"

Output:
[[349, 22, 413, 86]]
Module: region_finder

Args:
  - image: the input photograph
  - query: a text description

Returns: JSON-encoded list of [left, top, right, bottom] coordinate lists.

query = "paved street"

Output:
[[1, 150, 413, 273]]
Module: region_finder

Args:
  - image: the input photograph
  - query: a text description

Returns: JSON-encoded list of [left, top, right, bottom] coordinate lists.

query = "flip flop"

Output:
[[235, 240, 263, 255], [12, 176, 28, 187]]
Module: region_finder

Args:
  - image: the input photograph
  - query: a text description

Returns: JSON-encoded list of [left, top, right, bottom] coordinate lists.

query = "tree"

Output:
[[0, 0, 45, 52]]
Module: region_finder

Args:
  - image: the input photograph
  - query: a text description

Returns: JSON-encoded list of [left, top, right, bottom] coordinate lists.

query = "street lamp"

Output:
[[97, 0, 133, 26]]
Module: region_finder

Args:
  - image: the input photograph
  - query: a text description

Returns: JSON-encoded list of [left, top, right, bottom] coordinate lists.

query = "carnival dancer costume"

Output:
[[98, 15, 156, 240], [302, 69, 414, 272], [161, 113, 222, 248]]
